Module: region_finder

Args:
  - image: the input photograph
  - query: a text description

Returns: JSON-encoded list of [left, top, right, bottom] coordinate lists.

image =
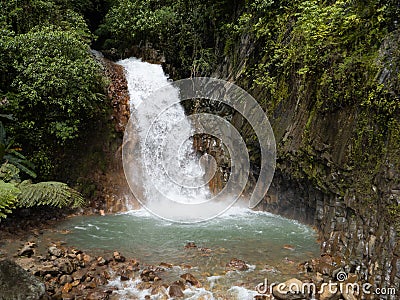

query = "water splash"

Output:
[[118, 58, 213, 220]]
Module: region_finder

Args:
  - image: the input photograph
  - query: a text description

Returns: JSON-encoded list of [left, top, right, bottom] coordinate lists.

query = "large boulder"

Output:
[[168, 284, 184, 298], [180, 273, 202, 288], [0, 259, 47, 300]]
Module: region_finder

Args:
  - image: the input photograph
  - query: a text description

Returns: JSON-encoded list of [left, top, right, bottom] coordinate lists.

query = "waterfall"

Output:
[[118, 58, 220, 221]]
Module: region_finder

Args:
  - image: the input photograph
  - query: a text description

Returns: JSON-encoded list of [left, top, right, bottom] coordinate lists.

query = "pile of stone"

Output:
[[12, 243, 135, 299], [8, 241, 208, 300]]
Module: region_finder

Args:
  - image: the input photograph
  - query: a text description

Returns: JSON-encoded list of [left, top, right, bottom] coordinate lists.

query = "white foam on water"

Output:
[[182, 287, 215, 299], [107, 278, 152, 299], [108, 274, 216, 299], [207, 275, 223, 289], [228, 286, 259, 300], [87, 223, 100, 230], [121, 207, 152, 218], [74, 226, 87, 230]]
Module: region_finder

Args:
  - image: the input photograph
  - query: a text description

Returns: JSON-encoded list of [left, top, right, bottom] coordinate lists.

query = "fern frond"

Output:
[[17, 181, 85, 209], [0, 180, 20, 219]]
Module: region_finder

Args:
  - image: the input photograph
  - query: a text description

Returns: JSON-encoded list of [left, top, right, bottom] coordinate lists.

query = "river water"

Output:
[[50, 58, 319, 299], [52, 208, 318, 299]]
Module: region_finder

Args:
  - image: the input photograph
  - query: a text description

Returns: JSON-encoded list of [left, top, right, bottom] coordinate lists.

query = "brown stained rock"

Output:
[[116, 265, 134, 281], [59, 274, 73, 285], [199, 247, 212, 254], [55, 258, 74, 274], [102, 270, 111, 280], [120, 273, 130, 281], [151, 285, 168, 296], [180, 273, 202, 288], [113, 251, 126, 262], [226, 258, 249, 271], [130, 259, 140, 267], [67, 253, 76, 259], [83, 254, 92, 264], [72, 269, 86, 282], [97, 257, 107, 266], [18, 242, 36, 257], [319, 286, 341, 300], [185, 242, 197, 249], [140, 269, 158, 282], [137, 281, 153, 290], [159, 262, 173, 269], [85, 281, 97, 289], [34, 262, 59, 276], [71, 249, 82, 255], [180, 264, 192, 269], [283, 244, 295, 250], [71, 280, 80, 287], [62, 282, 72, 294], [48, 246, 63, 258], [86, 291, 109, 300], [103, 59, 130, 133], [168, 284, 184, 298], [172, 279, 186, 290], [315, 262, 336, 276]]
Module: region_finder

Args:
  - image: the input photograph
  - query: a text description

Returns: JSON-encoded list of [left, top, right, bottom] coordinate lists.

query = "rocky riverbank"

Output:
[[0, 201, 378, 299], [0, 224, 377, 300]]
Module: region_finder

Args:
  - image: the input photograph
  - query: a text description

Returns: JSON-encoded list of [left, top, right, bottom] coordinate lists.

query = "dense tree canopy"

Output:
[[0, 0, 106, 178], [0, 0, 107, 218]]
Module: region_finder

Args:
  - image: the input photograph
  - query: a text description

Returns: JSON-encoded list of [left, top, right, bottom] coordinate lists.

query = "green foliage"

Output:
[[0, 0, 92, 37], [0, 180, 19, 219], [0, 112, 86, 220], [5, 26, 104, 143], [0, 0, 100, 219], [98, 0, 233, 77], [0, 177, 85, 220], [0, 0, 107, 178], [0, 120, 36, 178], [0, 163, 21, 183], [221, 0, 400, 204], [17, 180, 85, 208]]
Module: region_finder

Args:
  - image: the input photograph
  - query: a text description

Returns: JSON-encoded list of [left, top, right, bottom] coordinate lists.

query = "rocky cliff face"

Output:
[[184, 28, 400, 296], [96, 28, 400, 296]]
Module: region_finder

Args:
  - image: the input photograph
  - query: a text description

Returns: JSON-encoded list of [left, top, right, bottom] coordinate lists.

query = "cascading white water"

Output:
[[118, 58, 214, 218]]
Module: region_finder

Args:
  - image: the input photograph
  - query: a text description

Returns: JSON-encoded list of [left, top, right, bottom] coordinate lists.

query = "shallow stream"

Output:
[[49, 207, 319, 299]]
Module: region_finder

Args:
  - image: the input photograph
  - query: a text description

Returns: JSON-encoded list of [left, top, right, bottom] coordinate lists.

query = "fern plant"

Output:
[[17, 181, 85, 209], [0, 179, 85, 219], [0, 116, 86, 220], [0, 180, 19, 219]]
